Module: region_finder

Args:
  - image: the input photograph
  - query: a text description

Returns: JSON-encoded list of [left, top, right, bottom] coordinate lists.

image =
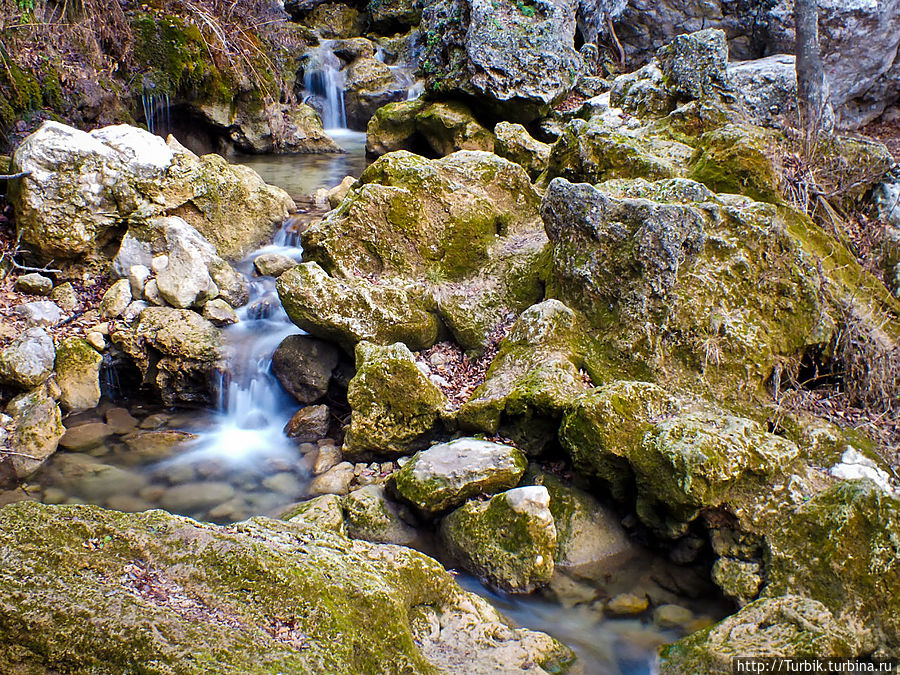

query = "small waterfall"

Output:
[[142, 88, 171, 138], [303, 43, 347, 130]]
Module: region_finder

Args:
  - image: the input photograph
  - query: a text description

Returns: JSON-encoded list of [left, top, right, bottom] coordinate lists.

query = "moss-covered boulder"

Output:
[[457, 300, 597, 450], [343, 57, 406, 130], [10, 122, 294, 263], [394, 438, 527, 515], [542, 176, 900, 407], [659, 596, 860, 674], [368, 0, 422, 31], [441, 486, 557, 593], [111, 307, 223, 406], [0, 502, 573, 674], [4, 389, 64, 479], [271, 334, 341, 404], [344, 342, 448, 458], [283, 494, 347, 535], [287, 151, 546, 353], [763, 480, 900, 652], [687, 124, 779, 202], [342, 484, 418, 545], [494, 121, 551, 179], [366, 99, 427, 156], [416, 101, 495, 156], [277, 263, 441, 352], [302, 2, 363, 38], [54, 337, 103, 413]]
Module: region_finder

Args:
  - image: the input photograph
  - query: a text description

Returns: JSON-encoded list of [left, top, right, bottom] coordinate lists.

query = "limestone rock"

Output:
[[58, 422, 114, 451], [253, 252, 297, 278], [440, 486, 557, 593], [368, 0, 421, 31], [711, 558, 762, 607], [656, 29, 729, 101], [284, 404, 331, 442], [201, 298, 239, 326], [415, 101, 495, 156], [0, 502, 572, 674], [343, 57, 406, 130], [14, 273, 52, 295], [727, 54, 798, 126], [308, 461, 355, 496], [366, 99, 426, 156], [54, 337, 103, 413], [343, 342, 447, 458], [271, 334, 340, 404], [493, 122, 551, 178], [394, 438, 527, 515], [343, 484, 417, 545], [4, 390, 64, 479], [100, 279, 132, 319], [15, 300, 62, 327], [283, 494, 346, 535], [0, 327, 55, 389]]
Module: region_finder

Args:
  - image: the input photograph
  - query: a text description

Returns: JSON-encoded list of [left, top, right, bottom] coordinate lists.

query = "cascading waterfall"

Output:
[[142, 89, 171, 138], [303, 42, 347, 130]]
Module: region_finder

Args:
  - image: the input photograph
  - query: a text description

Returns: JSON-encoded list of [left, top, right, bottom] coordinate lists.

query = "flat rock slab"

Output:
[[394, 438, 527, 515]]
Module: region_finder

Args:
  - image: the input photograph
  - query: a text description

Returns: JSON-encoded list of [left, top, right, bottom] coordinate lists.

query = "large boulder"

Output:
[[280, 151, 547, 353], [343, 342, 448, 458], [0, 327, 55, 390], [440, 486, 557, 593], [342, 484, 418, 545], [111, 307, 223, 406], [493, 121, 551, 179], [415, 101, 495, 156], [394, 438, 527, 515], [421, 0, 582, 121], [655, 29, 729, 101], [541, 176, 900, 406], [9, 122, 294, 262], [343, 57, 407, 130], [271, 335, 341, 403], [0, 502, 574, 674]]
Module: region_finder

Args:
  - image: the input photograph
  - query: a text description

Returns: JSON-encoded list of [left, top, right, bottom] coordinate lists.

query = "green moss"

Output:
[[687, 124, 781, 203]]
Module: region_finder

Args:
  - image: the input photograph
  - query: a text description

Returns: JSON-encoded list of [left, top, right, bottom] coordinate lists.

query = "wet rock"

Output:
[[261, 472, 305, 499], [9, 121, 294, 263], [159, 482, 236, 513], [105, 408, 138, 435], [0, 502, 573, 673], [100, 279, 132, 319], [368, 0, 421, 31], [283, 493, 346, 535], [493, 122, 551, 179], [441, 486, 557, 593], [394, 438, 527, 515], [15, 300, 62, 327], [314, 445, 343, 475], [271, 334, 340, 404], [711, 558, 761, 607], [253, 252, 297, 278], [54, 337, 103, 413], [659, 596, 860, 673], [331, 37, 376, 61], [365, 99, 426, 156], [421, 0, 582, 121], [606, 593, 650, 617], [343, 484, 417, 545], [284, 404, 331, 442], [5, 390, 64, 479], [45, 453, 147, 501], [123, 430, 195, 463], [58, 422, 113, 451], [343, 57, 405, 130], [308, 461, 355, 496], [654, 604, 694, 630], [201, 299, 238, 326], [343, 342, 447, 458], [302, 2, 362, 38], [0, 327, 55, 389], [15, 273, 53, 295]]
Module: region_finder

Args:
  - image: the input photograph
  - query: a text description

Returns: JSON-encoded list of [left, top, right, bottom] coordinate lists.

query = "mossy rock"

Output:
[[343, 341, 448, 458], [54, 337, 103, 413], [5, 389, 64, 479], [763, 480, 900, 652], [440, 486, 557, 593], [302, 3, 363, 38], [342, 484, 417, 545], [276, 262, 441, 352], [415, 101, 495, 157], [687, 124, 780, 203], [366, 99, 427, 157], [368, 0, 422, 31], [0, 502, 572, 674], [493, 121, 551, 179], [282, 494, 346, 535], [659, 596, 860, 674]]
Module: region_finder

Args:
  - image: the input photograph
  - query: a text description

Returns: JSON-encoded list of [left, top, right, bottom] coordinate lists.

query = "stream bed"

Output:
[[30, 134, 732, 674]]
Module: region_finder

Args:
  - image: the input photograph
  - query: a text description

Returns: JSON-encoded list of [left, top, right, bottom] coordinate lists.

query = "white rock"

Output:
[[830, 446, 899, 497], [15, 301, 62, 327], [128, 264, 152, 297]]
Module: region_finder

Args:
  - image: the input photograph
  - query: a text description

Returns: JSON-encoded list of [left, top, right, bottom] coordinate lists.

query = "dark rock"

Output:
[[271, 335, 340, 404]]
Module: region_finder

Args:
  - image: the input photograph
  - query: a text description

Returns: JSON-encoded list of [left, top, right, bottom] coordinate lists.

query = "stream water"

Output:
[[29, 127, 730, 674]]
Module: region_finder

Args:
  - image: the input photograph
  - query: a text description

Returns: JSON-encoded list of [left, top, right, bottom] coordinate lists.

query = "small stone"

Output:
[[143, 279, 165, 306], [0, 327, 55, 389], [48, 282, 79, 311], [201, 298, 239, 326], [128, 265, 152, 297], [151, 255, 169, 274], [262, 472, 305, 498], [100, 279, 132, 319], [124, 430, 195, 462], [42, 487, 68, 505], [313, 445, 342, 475], [55, 337, 103, 413], [284, 494, 346, 535], [15, 300, 62, 327], [94, 322, 110, 335], [343, 484, 417, 545], [159, 482, 236, 513], [308, 461, 355, 496], [86, 332, 106, 351], [105, 495, 153, 512], [15, 273, 53, 295], [120, 300, 149, 323], [654, 604, 695, 630], [105, 407, 138, 435], [58, 422, 114, 451], [606, 593, 650, 617], [285, 405, 331, 442], [253, 253, 297, 278]]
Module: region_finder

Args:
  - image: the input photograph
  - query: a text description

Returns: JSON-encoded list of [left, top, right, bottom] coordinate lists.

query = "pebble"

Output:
[[58, 422, 114, 451], [105, 407, 138, 435], [15, 273, 53, 295], [160, 482, 236, 513], [653, 604, 695, 630], [606, 593, 650, 617], [86, 332, 106, 351], [49, 283, 79, 311], [262, 472, 305, 498], [151, 255, 169, 274], [314, 445, 342, 475], [308, 461, 355, 496], [42, 487, 68, 505], [128, 265, 151, 297], [105, 495, 153, 513], [15, 300, 62, 327], [143, 279, 165, 306]]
